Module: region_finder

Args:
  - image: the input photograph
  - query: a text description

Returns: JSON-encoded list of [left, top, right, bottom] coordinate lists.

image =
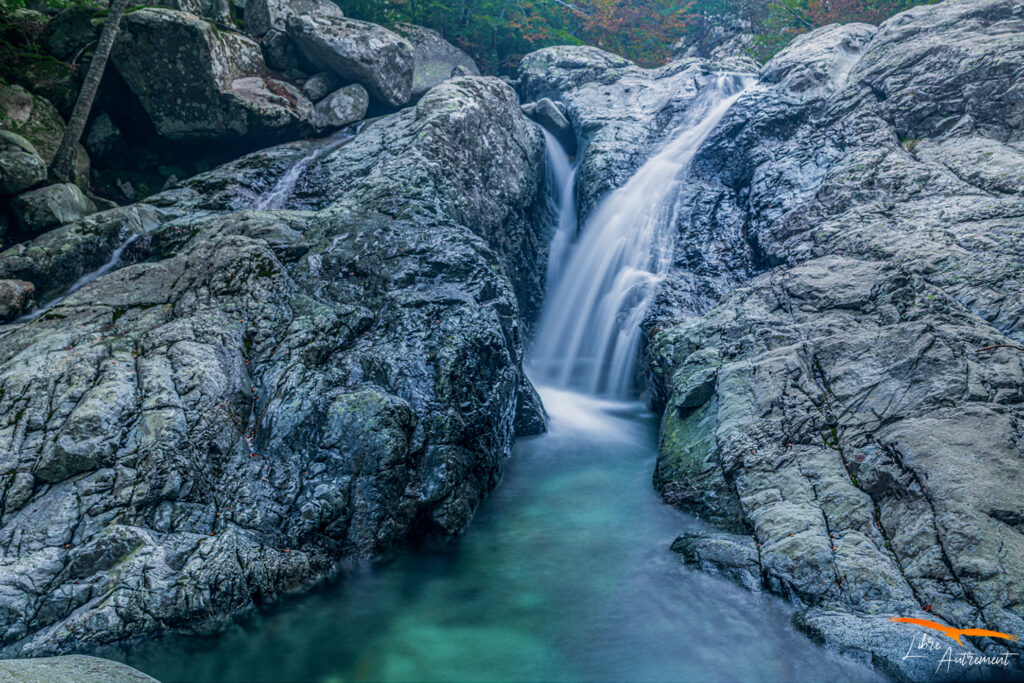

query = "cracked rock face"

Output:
[[0, 77, 546, 656], [521, 0, 1024, 679]]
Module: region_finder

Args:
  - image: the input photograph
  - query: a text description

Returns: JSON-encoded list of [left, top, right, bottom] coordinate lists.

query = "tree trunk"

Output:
[[49, 0, 131, 185]]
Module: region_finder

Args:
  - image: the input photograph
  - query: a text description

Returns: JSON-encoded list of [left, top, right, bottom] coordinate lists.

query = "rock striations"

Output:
[[0, 77, 547, 656]]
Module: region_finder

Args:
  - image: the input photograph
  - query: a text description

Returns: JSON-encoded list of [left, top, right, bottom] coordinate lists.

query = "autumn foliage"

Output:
[[334, 0, 939, 74]]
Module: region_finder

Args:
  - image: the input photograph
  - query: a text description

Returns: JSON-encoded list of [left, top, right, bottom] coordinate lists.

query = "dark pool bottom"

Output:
[[118, 387, 879, 683]]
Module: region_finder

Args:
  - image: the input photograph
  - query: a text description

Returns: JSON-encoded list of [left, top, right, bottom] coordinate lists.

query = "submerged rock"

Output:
[[0, 76, 546, 657], [523, 0, 1024, 679], [285, 14, 414, 107]]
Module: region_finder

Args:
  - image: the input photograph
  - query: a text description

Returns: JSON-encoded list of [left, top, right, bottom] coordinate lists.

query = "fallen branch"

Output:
[[975, 344, 1024, 353]]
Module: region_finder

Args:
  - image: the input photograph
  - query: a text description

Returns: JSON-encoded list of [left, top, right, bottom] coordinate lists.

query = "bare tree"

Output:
[[50, 0, 131, 184]]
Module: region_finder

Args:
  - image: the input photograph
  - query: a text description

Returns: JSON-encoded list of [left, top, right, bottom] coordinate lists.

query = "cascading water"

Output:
[[532, 74, 754, 397], [540, 128, 578, 293], [15, 233, 140, 323], [256, 125, 359, 210]]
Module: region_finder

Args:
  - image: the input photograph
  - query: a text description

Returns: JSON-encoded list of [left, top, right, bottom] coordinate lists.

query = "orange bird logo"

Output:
[[891, 617, 1020, 647]]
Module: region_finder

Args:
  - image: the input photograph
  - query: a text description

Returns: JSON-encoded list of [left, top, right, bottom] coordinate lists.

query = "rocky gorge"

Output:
[[0, 0, 1021, 680], [523, 0, 1024, 678]]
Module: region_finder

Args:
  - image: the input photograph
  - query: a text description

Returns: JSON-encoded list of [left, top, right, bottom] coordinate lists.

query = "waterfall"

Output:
[[15, 233, 140, 323], [540, 128, 578, 294], [531, 74, 754, 397], [256, 125, 359, 210]]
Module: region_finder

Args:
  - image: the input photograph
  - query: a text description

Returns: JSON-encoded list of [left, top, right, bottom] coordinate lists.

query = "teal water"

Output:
[[120, 387, 877, 683]]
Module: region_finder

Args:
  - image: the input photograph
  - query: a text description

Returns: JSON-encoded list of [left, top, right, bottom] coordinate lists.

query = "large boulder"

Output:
[[285, 14, 414, 107], [111, 8, 314, 142], [41, 7, 100, 61], [244, 0, 343, 38], [0, 77, 547, 657], [523, 0, 1024, 679], [529, 97, 575, 155], [0, 85, 90, 190], [392, 23, 480, 99], [0, 131, 46, 195], [301, 70, 340, 102], [312, 83, 368, 130], [0, 279, 34, 321], [10, 183, 97, 235]]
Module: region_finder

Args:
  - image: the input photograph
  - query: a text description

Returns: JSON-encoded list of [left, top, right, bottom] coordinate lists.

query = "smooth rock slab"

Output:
[[0, 655, 158, 682]]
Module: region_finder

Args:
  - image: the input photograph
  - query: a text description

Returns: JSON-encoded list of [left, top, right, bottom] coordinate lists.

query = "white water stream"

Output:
[[255, 125, 359, 210], [532, 74, 754, 396]]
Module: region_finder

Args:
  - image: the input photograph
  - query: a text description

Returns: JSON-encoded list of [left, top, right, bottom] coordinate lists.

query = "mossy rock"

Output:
[[0, 84, 90, 189]]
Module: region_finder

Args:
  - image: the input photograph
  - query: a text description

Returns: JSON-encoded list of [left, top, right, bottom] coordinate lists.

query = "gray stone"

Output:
[[0, 279, 34, 321], [0, 131, 46, 195], [11, 184, 97, 235], [522, 0, 1024, 678], [0, 655, 158, 682], [312, 83, 368, 130], [41, 7, 100, 61], [244, 0, 342, 38], [285, 14, 414, 107], [0, 85, 90, 191], [260, 28, 307, 78], [111, 8, 314, 142], [0, 77, 547, 657], [301, 71, 339, 102], [392, 23, 480, 99], [530, 97, 575, 155], [671, 531, 762, 591], [83, 113, 123, 164]]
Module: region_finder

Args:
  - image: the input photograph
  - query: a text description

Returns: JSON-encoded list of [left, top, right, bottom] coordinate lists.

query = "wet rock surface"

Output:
[[0, 77, 546, 656], [0, 654, 158, 681], [522, 0, 1024, 679]]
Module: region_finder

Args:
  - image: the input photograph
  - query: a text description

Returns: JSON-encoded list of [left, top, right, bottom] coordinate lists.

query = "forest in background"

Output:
[[337, 0, 941, 72]]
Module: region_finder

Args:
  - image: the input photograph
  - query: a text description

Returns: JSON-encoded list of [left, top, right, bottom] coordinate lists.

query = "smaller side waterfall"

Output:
[[15, 233, 140, 323], [532, 74, 754, 397], [540, 128, 578, 294], [257, 126, 359, 210]]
